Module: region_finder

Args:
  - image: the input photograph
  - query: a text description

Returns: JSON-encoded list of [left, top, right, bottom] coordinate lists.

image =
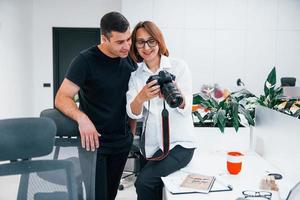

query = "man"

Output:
[[55, 12, 136, 200]]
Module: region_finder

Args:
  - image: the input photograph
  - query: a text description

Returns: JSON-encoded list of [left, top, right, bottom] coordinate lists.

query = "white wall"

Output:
[[32, 0, 121, 116], [1, 0, 122, 118], [1, 0, 300, 118], [122, 0, 300, 95], [0, 0, 34, 118]]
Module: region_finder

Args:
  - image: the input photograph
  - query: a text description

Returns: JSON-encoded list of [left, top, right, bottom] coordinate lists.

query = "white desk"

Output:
[[163, 150, 295, 200]]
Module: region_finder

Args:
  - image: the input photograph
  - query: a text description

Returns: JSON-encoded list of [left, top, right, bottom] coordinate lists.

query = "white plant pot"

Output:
[[193, 127, 251, 152]]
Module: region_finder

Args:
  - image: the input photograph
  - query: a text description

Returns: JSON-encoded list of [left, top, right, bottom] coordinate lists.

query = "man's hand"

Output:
[[55, 78, 101, 151], [78, 115, 101, 151]]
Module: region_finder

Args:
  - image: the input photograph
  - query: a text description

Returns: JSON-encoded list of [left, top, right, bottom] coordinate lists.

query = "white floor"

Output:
[[116, 174, 137, 200], [116, 184, 137, 200], [0, 174, 137, 200]]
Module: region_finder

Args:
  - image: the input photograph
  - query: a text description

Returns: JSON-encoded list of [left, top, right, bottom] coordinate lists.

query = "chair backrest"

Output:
[[281, 77, 296, 87], [0, 118, 56, 161], [40, 108, 80, 137], [0, 117, 78, 200]]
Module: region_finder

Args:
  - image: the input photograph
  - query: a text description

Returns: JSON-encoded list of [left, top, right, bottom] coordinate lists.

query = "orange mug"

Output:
[[227, 151, 244, 175]]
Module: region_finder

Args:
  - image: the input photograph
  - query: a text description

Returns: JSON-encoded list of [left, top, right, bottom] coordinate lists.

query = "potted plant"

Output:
[[192, 86, 256, 133], [257, 67, 300, 118], [192, 67, 300, 133]]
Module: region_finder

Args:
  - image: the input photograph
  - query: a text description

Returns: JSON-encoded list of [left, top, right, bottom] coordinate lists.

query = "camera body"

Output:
[[146, 70, 183, 108]]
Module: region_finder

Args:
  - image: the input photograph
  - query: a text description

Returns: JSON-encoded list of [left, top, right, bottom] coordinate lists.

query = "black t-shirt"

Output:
[[66, 46, 136, 154]]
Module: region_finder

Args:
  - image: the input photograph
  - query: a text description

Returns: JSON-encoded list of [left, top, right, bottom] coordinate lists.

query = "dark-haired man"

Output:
[[55, 12, 136, 200]]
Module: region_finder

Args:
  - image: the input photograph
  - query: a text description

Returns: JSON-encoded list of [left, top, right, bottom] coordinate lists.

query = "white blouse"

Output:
[[126, 55, 197, 158]]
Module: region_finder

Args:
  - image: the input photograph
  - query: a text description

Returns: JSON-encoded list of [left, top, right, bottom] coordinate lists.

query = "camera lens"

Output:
[[166, 94, 183, 108], [161, 83, 183, 108]]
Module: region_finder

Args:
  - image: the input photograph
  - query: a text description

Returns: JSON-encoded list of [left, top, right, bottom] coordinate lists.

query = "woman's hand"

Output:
[[136, 80, 160, 103], [130, 80, 160, 116]]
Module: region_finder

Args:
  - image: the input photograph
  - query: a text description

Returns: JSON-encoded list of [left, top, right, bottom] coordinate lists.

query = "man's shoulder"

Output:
[[79, 46, 98, 57], [76, 46, 105, 67], [121, 56, 138, 72]]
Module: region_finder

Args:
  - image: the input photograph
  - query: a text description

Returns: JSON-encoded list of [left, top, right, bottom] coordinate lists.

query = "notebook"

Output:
[[162, 171, 232, 195], [180, 173, 215, 193]]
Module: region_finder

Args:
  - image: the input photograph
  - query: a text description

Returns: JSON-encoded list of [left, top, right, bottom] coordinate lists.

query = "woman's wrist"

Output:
[[136, 93, 145, 105], [130, 93, 145, 116]]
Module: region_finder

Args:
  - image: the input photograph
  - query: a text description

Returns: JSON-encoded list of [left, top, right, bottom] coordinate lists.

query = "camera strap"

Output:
[[140, 101, 170, 161]]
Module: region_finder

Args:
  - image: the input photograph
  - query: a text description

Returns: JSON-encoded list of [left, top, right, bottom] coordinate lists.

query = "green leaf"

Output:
[[231, 89, 255, 101], [193, 93, 219, 110], [212, 112, 218, 125], [204, 112, 214, 121], [214, 109, 226, 133], [238, 106, 255, 126], [231, 101, 239, 132], [193, 111, 204, 123], [264, 67, 276, 97], [293, 109, 300, 118], [274, 87, 283, 95], [193, 94, 206, 104], [284, 100, 295, 110], [208, 98, 219, 109]]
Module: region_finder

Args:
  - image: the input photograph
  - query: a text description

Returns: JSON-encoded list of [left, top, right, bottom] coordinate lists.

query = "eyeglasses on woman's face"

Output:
[[135, 38, 158, 49]]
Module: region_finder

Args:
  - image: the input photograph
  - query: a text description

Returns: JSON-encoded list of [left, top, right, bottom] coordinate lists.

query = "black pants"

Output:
[[95, 150, 129, 200], [135, 145, 195, 200]]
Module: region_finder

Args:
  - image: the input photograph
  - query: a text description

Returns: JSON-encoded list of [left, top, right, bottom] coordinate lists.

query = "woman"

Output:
[[126, 21, 197, 200]]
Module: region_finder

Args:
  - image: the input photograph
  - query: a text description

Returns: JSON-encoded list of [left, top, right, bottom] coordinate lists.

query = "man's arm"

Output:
[[55, 78, 100, 151]]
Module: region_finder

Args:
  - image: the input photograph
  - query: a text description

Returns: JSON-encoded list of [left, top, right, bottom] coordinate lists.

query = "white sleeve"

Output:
[[126, 72, 144, 119], [175, 61, 193, 116]]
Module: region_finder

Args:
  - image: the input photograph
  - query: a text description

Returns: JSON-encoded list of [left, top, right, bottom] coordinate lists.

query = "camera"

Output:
[[146, 70, 183, 108]]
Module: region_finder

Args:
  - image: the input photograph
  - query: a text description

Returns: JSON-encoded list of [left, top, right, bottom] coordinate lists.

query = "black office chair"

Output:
[[40, 108, 97, 200], [281, 77, 296, 87], [0, 117, 78, 200]]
